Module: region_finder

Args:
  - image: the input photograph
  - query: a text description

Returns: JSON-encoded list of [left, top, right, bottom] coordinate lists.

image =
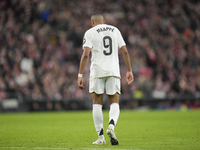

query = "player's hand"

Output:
[[126, 71, 134, 85], [77, 77, 84, 89]]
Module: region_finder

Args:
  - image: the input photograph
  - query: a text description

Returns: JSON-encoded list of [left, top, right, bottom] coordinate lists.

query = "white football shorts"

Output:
[[89, 76, 121, 95]]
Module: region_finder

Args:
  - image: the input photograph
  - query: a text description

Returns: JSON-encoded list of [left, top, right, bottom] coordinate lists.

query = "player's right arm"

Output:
[[120, 45, 134, 85]]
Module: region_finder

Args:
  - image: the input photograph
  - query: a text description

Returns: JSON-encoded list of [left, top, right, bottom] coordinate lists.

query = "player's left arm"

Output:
[[77, 46, 91, 89]]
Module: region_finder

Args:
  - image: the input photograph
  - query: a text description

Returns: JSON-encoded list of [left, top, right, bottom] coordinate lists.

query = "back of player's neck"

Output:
[[94, 23, 104, 27]]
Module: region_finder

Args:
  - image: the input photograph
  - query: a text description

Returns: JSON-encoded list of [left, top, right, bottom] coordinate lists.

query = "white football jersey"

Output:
[[82, 24, 126, 79]]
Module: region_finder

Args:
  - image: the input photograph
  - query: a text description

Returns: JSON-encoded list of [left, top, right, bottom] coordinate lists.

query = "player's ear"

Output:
[[91, 20, 95, 27]]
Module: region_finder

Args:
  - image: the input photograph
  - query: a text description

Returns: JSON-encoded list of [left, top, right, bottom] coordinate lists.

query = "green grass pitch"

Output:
[[0, 110, 200, 150]]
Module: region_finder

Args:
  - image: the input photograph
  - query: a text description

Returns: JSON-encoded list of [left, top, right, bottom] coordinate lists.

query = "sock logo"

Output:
[[99, 128, 104, 136]]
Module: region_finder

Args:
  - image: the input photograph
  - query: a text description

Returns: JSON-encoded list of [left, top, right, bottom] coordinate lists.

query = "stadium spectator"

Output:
[[0, 0, 200, 109]]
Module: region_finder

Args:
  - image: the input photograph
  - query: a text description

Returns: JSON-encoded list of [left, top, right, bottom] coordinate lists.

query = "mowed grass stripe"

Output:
[[0, 110, 200, 150], [0, 147, 147, 150]]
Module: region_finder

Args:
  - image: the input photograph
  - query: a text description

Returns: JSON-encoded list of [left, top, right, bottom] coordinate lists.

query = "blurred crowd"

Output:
[[0, 0, 200, 103]]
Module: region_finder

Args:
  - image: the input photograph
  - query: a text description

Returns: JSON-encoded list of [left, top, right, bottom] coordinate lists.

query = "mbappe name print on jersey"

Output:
[[96, 27, 114, 33]]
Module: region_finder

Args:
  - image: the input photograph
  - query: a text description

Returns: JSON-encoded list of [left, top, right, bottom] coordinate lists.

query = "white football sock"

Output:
[[109, 103, 120, 131], [93, 104, 104, 139]]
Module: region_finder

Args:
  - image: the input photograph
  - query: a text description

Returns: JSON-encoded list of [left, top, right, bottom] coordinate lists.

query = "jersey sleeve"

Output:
[[82, 30, 92, 50], [117, 29, 126, 49]]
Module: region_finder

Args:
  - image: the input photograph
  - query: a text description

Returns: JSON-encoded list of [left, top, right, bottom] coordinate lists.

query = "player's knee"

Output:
[[93, 99, 103, 105], [108, 93, 119, 105], [92, 93, 103, 105]]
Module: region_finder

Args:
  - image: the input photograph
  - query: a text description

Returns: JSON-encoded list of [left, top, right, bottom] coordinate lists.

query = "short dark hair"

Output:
[[91, 11, 103, 17]]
